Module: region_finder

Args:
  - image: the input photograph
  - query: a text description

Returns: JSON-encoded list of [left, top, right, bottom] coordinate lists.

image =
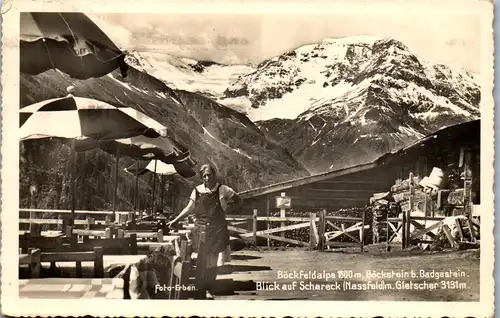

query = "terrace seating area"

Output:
[[18, 209, 215, 299]]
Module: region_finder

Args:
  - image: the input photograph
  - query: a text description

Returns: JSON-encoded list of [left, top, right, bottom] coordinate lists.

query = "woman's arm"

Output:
[[168, 200, 195, 226], [168, 189, 197, 226], [222, 186, 243, 214]]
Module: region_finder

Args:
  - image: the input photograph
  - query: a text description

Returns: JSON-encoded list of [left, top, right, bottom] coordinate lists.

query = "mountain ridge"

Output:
[[217, 36, 480, 173]]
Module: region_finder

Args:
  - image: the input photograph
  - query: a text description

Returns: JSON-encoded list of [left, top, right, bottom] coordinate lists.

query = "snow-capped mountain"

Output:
[[218, 36, 480, 173], [125, 51, 255, 112]]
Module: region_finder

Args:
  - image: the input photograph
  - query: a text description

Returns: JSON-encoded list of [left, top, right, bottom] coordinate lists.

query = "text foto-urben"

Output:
[[155, 284, 196, 293]]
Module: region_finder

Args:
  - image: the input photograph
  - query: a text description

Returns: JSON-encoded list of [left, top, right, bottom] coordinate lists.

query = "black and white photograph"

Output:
[[1, 0, 495, 317]]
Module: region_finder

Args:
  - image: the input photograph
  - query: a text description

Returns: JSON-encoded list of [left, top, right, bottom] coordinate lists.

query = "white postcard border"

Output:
[[1, 0, 495, 316]]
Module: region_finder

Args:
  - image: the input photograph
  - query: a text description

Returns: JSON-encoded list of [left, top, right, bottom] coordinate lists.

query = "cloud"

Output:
[[88, 14, 133, 49], [219, 50, 243, 65], [214, 35, 251, 48], [86, 13, 480, 72]]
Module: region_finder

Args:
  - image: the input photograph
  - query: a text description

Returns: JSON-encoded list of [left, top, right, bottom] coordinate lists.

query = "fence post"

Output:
[[360, 209, 366, 253], [309, 213, 316, 249], [406, 210, 412, 247], [406, 173, 414, 248], [318, 210, 326, 251], [386, 212, 390, 252], [280, 193, 287, 242], [401, 208, 407, 249], [252, 209, 258, 246], [266, 195, 271, 248]]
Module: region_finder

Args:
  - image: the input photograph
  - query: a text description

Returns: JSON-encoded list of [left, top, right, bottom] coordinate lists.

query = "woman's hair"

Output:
[[199, 163, 217, 177]]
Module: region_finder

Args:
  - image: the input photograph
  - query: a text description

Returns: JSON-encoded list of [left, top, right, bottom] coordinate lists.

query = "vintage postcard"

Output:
[[1, 0, 495, 316]]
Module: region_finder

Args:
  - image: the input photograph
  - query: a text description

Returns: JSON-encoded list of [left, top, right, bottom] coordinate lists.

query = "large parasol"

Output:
[[74, 133, 193, 167], [20, 12, 128, 79], [125, 159, 196, 214], [20, 90, 166, 142]]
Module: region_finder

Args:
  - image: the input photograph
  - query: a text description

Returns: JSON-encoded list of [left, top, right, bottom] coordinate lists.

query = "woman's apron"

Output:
[[191, 185, 230, 258]]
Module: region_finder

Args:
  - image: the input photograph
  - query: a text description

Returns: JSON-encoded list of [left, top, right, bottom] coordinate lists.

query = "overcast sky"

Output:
[[89, 13, 481, 73]]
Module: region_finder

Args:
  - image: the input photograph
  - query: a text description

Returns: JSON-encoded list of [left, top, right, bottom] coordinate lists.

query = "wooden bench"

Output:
[[68, 237, 138, 255], [19, 247, 104, 278], [20, 232, 138, 255], [19, 234, 65, 253]]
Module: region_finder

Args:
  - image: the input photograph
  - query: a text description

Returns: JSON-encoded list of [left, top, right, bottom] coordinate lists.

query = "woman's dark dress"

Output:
[[191, 185, 230, 255]]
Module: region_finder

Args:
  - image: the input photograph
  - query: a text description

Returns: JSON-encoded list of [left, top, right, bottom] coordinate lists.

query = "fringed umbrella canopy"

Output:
[[20, 12, 128, 79], [19, 93, 166, 142], [125, 158, 197, 178]]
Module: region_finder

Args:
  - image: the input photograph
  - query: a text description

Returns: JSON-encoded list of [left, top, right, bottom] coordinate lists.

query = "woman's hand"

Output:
[[166, 219, 177, 228]]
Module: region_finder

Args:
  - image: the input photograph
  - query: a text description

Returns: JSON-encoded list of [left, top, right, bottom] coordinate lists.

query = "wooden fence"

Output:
[[224, 209, 367, 251], [385, 213, 480, 250], [385, 168, 480, 251], [19, 207, 369, 252]]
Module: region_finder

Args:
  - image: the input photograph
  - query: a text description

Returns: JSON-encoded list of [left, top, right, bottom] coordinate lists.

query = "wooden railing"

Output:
[[19, 208, 137, 216], [20, 208, 368, 252]]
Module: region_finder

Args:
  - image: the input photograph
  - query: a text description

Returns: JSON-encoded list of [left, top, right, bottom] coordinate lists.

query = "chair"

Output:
[[168, 255, 190, 299]]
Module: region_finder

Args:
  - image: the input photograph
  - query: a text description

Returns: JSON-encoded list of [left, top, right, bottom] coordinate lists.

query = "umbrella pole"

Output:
[[160, 175, 164, 214], [112, 147, 120, 222], [71, 140, 77, 226], [134, 158, 139, 212], [151, 160, 158, 216]]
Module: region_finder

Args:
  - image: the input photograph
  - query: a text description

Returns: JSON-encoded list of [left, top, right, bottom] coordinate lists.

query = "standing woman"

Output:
[[167, 164, 242, 299]]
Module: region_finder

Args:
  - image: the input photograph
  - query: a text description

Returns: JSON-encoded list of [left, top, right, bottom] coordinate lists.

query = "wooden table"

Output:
[[19, 278, 122, 299]]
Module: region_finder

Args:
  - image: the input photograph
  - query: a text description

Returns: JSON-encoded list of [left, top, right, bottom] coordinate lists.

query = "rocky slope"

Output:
[[219, 36, 480, 173], [19, 65, 309, 212]]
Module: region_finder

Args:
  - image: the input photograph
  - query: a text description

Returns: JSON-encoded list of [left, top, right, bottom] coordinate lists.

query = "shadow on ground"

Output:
[[213, 278, 257, 295], [230, 254, 262, 261], [218, 264, 271, 275]]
